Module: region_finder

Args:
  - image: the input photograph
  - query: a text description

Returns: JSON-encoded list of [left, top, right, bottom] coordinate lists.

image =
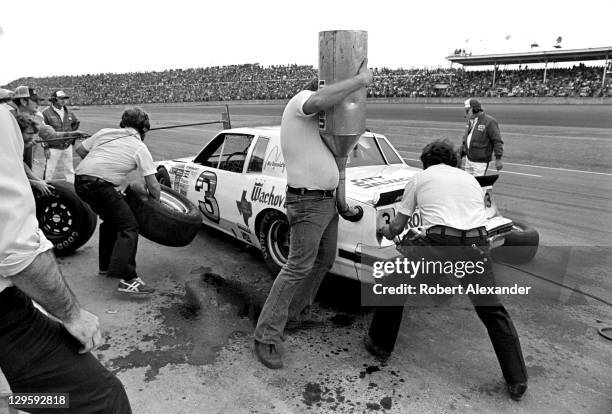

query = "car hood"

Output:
[[345, 164, 419, 205]]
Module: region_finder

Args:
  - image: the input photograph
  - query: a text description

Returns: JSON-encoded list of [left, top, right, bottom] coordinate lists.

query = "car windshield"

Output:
[[346, 136, 388, 168]]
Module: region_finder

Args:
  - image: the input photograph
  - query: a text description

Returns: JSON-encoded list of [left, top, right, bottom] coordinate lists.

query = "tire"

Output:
[[491, 220, 539, 264], [155, 166, 171, 186], [124, 184, 201, 247], [35, 180, 97, 255], [258, 210, 290, 276]]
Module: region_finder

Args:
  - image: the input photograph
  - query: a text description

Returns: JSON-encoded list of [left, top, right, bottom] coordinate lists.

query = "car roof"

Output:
[[223, 126, 380, 139], [225, 126, 280, 136]]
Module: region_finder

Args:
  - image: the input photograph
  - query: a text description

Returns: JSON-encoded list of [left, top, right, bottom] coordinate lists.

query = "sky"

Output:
[[1, 0, 611, 85]]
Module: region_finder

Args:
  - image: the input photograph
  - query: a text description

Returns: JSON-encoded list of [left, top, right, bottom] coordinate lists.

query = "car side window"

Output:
[[377, 138, 403, 164], [193, 133, 253, 173], [247, 137, 270, 173]]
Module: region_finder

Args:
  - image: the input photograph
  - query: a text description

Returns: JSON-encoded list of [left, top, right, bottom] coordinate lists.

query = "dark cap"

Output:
[[50, 90, 70, 100], [463, 98, 482, 112]]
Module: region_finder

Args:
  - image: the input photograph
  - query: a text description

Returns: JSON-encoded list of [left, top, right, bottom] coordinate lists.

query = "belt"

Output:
[[76, 174, 117, 187], [287, 186, 335, 197], [427, 225, 487, 238]]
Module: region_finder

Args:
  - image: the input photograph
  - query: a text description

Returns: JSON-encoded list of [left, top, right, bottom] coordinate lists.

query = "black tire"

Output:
[[258, 210, 290, 276], [491, 220, 539, 264], [124, 184, 201, 247], [155, 166, 171, 186], [34, 180, 97, 255]]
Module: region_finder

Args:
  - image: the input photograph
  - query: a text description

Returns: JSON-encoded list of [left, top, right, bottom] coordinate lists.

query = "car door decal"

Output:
[[235, 190, 253, 226], [196, 171, 220, 223]]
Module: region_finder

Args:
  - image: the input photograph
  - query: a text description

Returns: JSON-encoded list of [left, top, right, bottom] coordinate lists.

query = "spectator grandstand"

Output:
[[3, 63, 611, 105]]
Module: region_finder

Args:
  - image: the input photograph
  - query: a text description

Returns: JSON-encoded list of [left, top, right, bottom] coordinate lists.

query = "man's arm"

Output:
[[144, 173, 161, 201], [378, 212, 410, 239], [70, 110, 80, 131], [10, 250, 102, 353], [23, 162, 54, 195], [37, 122, 87, 149], [75, 142, 89, 158], [488, 119, 503, 159], [302, 58, 373, 115]]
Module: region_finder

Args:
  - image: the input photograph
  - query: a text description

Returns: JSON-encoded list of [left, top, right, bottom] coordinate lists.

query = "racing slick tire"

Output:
[[155, 166, 171, 186], [491, 220, 539, 264], [124, 184, 201, 247], [34, 180, 97, 256], [258, 210, 290, 276]]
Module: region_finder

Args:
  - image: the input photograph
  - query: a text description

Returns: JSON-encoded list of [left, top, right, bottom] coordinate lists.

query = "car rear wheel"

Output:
[[35, 180, 97, 255], [124, 184, 201, 247], [258, 210, 290, 276], [491, 220, 539, 264]]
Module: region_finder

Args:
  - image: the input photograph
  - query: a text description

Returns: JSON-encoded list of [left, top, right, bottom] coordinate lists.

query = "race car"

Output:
[[154, 126, 538, 282]]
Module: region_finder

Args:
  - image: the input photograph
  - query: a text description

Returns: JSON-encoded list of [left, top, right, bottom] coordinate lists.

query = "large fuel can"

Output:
[[318, 29, 368, 155]]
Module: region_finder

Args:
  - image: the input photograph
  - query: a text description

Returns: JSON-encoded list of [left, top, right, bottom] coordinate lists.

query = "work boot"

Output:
[[507, 382, 528, 401], [254, 340, 283, 369], [363, 335, 391, 363]]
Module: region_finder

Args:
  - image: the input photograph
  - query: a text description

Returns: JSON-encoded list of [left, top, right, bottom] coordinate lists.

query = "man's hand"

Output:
[[495, 158, 503, 171], [31, 180, 54, 196], [357, 58, 374, 87], [63, 308, 102, 354], [73, 130, 90, 139], [377, 224, 393, 240]]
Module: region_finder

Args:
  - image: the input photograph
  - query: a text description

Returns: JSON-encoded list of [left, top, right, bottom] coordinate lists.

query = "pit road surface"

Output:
[[50, 103, 611, 413]]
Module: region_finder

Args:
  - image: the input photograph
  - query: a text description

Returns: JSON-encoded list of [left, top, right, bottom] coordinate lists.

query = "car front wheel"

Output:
[[258, 210, 290, 276]]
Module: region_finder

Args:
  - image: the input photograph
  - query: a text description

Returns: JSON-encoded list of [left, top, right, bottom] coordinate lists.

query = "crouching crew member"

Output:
[[368, 139, 527, 401], [74, 107, 160, 296]]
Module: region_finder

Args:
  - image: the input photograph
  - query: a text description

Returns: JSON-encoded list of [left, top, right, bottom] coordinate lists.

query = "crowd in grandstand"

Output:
[[4, 63, 611, 105]]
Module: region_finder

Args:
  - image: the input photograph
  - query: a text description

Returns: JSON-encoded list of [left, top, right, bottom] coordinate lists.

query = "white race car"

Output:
[[155, 126, 538, 282]]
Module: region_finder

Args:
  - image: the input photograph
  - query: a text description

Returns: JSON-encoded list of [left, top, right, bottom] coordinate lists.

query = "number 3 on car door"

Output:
[[196, 170, 220, 223]]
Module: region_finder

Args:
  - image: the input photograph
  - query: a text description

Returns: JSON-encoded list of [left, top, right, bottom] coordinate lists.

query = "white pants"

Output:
[[45, 147, 75, 183], [462, 157, 489, 177]]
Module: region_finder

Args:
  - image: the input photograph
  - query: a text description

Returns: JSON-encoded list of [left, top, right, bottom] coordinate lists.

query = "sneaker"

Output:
[[254, 340, 283, 369], [117, 277, 155, 295], [363, 335, 391, 363], [285, 315, 326, 331], [98, 269, 109, 276]]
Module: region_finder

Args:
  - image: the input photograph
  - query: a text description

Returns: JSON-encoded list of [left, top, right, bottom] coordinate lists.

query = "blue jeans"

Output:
[[254, 193, 338, 345], [74, 176, 139, 280]]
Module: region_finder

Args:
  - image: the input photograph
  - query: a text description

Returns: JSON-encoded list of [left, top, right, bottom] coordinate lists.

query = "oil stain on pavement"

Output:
[[107, 273, 255, 381]]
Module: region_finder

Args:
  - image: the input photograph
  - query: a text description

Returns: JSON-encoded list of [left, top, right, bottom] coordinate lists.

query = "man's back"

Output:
[[75, 127, 153, 185], [401, 164, 487, 230]]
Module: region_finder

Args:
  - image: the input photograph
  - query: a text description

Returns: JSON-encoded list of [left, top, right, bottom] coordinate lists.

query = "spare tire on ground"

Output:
[[124, 184, 201, 247], [491, 220, 539, 264], [34, 180, 97, 255]]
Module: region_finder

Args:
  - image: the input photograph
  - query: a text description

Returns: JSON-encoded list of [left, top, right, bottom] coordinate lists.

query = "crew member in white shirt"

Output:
[[368, 139, 527, 401]]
